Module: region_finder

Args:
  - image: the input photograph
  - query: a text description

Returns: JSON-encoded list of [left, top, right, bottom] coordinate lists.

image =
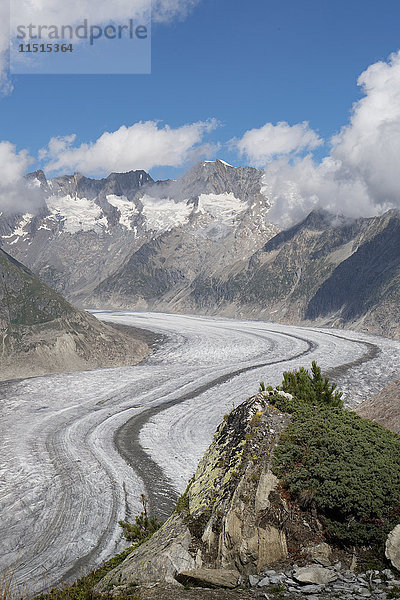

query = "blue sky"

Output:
[[1, 0, 400, 182]]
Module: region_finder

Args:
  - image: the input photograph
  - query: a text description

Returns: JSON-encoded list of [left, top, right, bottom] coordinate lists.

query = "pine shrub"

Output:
[[272, 399, 400, 547]]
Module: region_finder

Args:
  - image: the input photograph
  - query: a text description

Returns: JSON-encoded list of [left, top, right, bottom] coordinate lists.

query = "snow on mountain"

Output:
[[106, 195, 138, 230], [2, 213, 33, 244], [141, 194, 192, 232], [197, 192, 247, 225], [203, 159, 233, 168], [0, 160, 275, 300], [46, 195, 109, 234]]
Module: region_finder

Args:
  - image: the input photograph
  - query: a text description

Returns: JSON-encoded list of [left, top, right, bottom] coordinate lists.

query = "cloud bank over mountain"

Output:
[[40, 120, 219, 176], [0, 141, 43, 214], [235, 51, 400, 227], [235, 121, 323, 166]]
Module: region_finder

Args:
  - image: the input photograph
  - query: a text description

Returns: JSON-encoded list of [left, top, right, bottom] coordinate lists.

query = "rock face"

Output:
[[386, 524, 400, 571], [96, 396, 327, 591], [0, 249, 149, 380], [184, 208, 400, 338], [356, 379, 400, 433]]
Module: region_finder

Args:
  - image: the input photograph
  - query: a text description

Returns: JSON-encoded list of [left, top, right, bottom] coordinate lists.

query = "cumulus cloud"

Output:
[[0, 141, 43, 214], [238, 51, 400, 227], [1, 0, 201, 92], [330, 52, 400, 207], [40, 120, 219, 175], [235, 121, 323, 167], [263, 155, 378, 229]]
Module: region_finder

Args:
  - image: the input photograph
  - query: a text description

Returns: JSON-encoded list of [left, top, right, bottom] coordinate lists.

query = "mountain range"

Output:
[[0, 159, 399, 339]]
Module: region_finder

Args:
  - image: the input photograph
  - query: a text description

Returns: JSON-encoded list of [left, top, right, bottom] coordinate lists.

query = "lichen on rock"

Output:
[[95, 394, 327, 591]]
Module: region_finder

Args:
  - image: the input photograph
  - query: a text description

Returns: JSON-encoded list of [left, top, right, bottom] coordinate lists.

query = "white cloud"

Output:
[[235, 121, 323, 167], [38, 135, 77, 161], [41, 120, 219, 175], [0, 142, 32, 187], [0, 141, 43, 213], [1, 0, 201, 92], [248, 51, 400, 227], [330, 52, 400, 206], [263, 155, 377, 229]]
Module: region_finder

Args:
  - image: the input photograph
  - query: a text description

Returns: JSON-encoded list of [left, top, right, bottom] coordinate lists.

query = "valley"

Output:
[[0, 311, 399, 595]]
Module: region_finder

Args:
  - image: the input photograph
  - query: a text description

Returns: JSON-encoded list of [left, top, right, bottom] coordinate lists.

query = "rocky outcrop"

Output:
[[94, 390, 400, 597], [96, 396, 328, 591], [0, 248, 149, 380]]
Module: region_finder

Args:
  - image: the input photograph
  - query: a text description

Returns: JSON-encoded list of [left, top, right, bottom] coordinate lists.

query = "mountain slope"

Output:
[[305, 211, 400, 337], [207, 209, 400, 334], [89, 208, 400, 339], [356, 379, 400, 433], [0, 249, 149, 380]]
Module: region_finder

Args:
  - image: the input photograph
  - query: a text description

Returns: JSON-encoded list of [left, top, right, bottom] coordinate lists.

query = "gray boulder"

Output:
[[248, 574, 261, 587], [294, 565, 338, 585], [175, 568, 240, 588], [302, 542, 332, 566]]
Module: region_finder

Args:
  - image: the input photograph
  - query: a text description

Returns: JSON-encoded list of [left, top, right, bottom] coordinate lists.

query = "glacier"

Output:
[[0, 311, 399, 594]]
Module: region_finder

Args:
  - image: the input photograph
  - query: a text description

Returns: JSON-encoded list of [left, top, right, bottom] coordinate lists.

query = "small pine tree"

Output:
[[119, 494, 162, 542], [281, 361, 343, 408], [310, 361, 343, 407], [118, 513, 161, 542]]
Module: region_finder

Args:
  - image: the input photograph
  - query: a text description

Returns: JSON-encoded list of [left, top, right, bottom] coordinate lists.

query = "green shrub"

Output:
[[34, 544, 141, 600], [175, 476, 194, 515], [272, 402, 400, 547]]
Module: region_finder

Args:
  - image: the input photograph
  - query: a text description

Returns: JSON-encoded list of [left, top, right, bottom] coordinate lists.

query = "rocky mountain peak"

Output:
[[176, 159, 264, 203], [101, 170, 154, 198], [43, 169, 154, 201], [25, 169, 48, 188]]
